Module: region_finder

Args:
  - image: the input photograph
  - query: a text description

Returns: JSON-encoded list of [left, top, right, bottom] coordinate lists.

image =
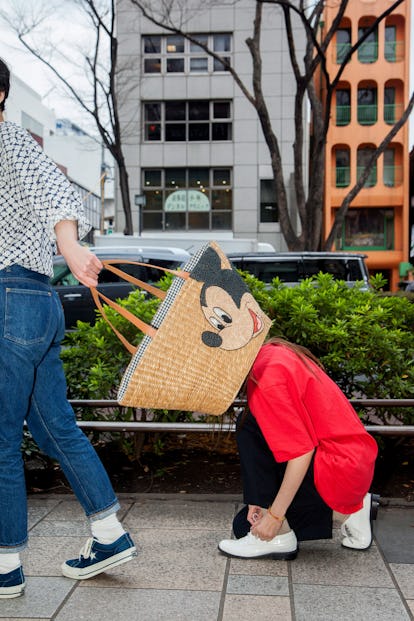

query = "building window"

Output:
[[142, 168, 232, 231], [357, 147, 377, 187], [334, 149, 350, 187], [384, 25, 397, 62], [358, 26, 378, 63], [336, 89, 351, 125], [336, 28, 351, 63], [339, 208, 394, 250], [384, 87, 396, 124], [357, 87, 377, 125], [143, 99, 232, 142], [260, 180, 278, 222], [142, 34, 231, 74], [383, 148, 403, 188], [143, 101, 232, 142]]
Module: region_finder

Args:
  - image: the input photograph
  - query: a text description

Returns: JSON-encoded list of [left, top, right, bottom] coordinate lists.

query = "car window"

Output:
[[302, 259, 348, 281], [347, 259, 366, 281], [51, 265, 80, 286], [142, 258, 184, 282], [52, 258, 185, 288], [242, 260, 300, 284]]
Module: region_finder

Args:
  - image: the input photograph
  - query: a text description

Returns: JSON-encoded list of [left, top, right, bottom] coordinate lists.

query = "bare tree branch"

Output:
[[0, 0, 134, 234]]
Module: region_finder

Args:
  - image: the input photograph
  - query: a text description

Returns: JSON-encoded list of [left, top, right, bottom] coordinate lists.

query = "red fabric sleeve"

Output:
[[248, 378, 318, 462]]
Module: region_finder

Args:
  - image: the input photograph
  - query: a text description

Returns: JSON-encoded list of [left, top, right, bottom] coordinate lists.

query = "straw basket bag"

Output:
[[90, 241, 272, 416]]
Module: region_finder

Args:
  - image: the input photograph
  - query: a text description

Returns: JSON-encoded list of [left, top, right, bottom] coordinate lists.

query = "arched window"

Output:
[[358, 21, 378, 63], [336, 88, 351, 125], [358, 86, 377, 125], [334, 148, 350, 187], [357, 146, 377, 187], [336, 28, 351, 63]]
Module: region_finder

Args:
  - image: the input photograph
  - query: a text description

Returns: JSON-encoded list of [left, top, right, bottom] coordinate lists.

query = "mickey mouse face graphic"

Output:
[[200, 284, 264, 350], [191, 246, 266, 351]]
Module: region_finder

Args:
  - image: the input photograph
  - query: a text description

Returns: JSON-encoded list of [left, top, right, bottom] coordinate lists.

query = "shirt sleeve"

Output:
[[11, 127, 91, 241], [248, 378, 318, 462]]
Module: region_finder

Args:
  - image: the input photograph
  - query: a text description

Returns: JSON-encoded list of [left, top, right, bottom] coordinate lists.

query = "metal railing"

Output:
[[70, 399, 414, 437]]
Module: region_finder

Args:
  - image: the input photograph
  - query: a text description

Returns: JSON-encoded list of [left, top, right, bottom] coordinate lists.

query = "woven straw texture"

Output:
[[117, 242, 271, 416]]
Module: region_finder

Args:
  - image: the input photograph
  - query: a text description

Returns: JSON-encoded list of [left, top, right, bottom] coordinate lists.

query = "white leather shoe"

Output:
[[341, 493, 380, 550], [218, 530, 298, 560]]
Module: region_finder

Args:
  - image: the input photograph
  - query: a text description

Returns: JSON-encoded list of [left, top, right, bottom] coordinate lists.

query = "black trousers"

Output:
[[233, 411, 333, 541]]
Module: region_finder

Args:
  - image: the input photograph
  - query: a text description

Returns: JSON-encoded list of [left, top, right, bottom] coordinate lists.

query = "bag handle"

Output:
[[90, 259, 190, 354]]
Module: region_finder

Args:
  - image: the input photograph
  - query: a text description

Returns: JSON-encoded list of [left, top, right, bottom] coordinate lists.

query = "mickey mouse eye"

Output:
[[209, 316, 225, 330], [213, 307, 232, 324]]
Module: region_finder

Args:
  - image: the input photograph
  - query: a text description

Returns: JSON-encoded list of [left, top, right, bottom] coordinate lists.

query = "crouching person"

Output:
[[218, 338, 379, 560]]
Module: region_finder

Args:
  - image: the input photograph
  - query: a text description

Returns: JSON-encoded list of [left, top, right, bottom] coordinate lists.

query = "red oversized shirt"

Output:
[[247, 343, 378, 514]]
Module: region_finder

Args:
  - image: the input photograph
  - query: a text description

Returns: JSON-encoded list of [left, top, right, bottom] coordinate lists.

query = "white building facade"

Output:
[[5, 74, 114, 236], [115, 0, 307, 252]]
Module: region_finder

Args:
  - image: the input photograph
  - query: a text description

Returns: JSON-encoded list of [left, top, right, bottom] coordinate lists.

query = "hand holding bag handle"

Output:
[[90, 259, 189, 354]]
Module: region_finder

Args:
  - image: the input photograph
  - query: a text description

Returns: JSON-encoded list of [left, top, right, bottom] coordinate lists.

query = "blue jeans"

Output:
[[0, 265, 119, 552]]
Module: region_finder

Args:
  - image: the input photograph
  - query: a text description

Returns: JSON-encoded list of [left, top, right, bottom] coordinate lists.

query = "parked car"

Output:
[[227, 251, 370, 289], [52, 246, 191, 329]]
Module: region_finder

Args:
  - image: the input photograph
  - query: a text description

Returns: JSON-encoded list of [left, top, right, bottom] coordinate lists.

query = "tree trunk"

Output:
[[118, 160, 133, 235]]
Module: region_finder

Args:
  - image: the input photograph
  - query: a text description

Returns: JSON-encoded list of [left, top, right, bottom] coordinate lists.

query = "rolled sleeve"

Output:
[[14, 129, 91, 241]]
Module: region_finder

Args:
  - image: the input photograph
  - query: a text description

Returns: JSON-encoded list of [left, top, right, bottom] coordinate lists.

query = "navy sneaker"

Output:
[[0, 566, 25, 598], [61, 533, 137, 580]]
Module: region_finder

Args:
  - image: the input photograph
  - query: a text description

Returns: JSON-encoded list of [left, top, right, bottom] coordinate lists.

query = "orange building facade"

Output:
[[321, 0, 411, 291]]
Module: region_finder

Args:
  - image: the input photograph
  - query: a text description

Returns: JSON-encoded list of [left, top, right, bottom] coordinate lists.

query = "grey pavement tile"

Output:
[[0, 619, 50, 621], [29, 520, 91, 537], [227, 556, 289, 577], [27, 498, 62, 530], [222, 594, 291, 621], [77, 528, 227, 590], [375, 507, 414, 564], [36, 498, 131, 522], [293, 584, 411, 621], [226, 574, 289, 596], [299, 528, 343, 547], [22, 536, 85, 576], [54, 586, 220, 621], [407, 600, 414, 615], [123, 498, 237, 531], [390, 563, 414, 599], [0, 577, 73, 619], [291, 541, 394, 588]]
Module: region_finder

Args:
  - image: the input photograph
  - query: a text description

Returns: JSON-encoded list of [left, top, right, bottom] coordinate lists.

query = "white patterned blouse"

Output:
[[0, 121, 91, 277]]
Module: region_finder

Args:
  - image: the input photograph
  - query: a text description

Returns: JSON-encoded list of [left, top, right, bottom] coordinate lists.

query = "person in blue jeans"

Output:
[[0, 58, 136, 599]]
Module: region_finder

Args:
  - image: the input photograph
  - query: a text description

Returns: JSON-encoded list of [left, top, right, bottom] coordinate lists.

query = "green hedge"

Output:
[[61, 272, 414, 432]]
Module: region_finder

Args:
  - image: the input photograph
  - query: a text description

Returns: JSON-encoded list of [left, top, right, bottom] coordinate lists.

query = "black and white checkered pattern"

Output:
[[0, 121, 90, 277], [117, 245, 207, 401]]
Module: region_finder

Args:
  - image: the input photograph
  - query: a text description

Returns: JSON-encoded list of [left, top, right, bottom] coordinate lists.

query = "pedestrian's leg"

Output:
[[0, 270, 54, 597], [234, 411, 332, 541], [26, 304, 120, 520], [26, 296, 136, 578]]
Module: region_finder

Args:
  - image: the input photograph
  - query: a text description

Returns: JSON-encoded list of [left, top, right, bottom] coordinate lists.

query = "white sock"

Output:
[[0, 553, 21, 573], [91, 513, 126, 545]]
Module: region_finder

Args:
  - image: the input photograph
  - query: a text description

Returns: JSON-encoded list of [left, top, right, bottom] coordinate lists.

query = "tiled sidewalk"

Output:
[[0, 494, 412, 620]]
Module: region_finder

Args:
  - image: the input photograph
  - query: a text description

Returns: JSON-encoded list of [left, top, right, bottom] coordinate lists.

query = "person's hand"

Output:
[[247, 505, 264, 525], [54, 220, 102, 287], [250, 510, 283, 541], [64, 245, 103, 287]]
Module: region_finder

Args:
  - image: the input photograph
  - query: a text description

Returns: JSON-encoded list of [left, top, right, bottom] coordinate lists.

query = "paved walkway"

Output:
[[0, 493, 413, 621]]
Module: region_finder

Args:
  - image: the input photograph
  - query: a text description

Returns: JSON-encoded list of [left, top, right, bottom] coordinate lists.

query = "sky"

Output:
[[0, 2, 97, 132], [0, 2, 413, 146]]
